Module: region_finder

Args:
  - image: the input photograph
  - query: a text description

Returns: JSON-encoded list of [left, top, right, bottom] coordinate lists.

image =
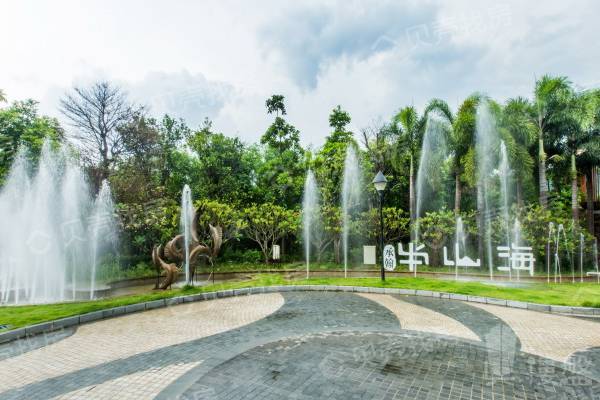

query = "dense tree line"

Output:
[[1, 76, 599, 270]]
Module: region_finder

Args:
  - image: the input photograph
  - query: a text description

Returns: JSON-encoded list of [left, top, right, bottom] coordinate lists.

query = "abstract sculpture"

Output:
[[152, 207, 223, 289]]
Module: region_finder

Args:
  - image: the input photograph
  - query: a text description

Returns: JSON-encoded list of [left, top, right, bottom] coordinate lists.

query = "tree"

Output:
[[0, 99, 63, 184], [0, 90, 6, 103], [195, 199, 246, 249], [60, 81, 138, 186], [532, 75, 572, 208], [265, 95, 286, 117], [500, 97, 536, 206], [328, 105, 352, 139], [243, 203, 298, 263], [188, 118, 257, 205]]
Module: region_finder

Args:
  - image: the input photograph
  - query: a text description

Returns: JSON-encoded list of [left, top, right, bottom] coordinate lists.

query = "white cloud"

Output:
[[2, 0, 599, 147]]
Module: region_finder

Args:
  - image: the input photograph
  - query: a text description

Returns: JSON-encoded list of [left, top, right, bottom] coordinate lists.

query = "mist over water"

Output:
[[414, 115, 450, 243], [302, 170, 320, 278], [341, 146, 362, 276], [0, 141, 118, 304]]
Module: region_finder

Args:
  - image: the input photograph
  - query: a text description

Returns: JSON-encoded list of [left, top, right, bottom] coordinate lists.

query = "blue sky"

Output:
[[2, 0, 599, 146]]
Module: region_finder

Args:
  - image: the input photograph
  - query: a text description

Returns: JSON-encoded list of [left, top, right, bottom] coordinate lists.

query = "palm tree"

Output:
[[0, 89, 6, 103], [500, 97, 536, 206], [392, 100, 452, 223], [532, 75, 571, 208], [434, 95, 481, 213], [562, 89, 600, 225], [392, 106, 425, 223]]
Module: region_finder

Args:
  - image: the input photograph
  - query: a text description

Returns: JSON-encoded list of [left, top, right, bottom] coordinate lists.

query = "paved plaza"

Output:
[[0, 291, 599, 399]]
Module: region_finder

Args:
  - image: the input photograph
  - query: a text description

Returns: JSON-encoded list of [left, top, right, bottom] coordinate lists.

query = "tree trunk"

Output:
[[538, 129, 548, 208], [516, 178, 523, 208], [586, 168, 595, 235], [409, 155, 415, 221], [571, 153, 579, 223], [333, 238, 341, 264], [454, 174, 461, 214], [477, 181, 484, 264]]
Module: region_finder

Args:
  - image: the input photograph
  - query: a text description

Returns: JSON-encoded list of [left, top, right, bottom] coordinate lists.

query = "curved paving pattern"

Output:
[[358, 293, 480, 341], [0, 291, 598, 399]]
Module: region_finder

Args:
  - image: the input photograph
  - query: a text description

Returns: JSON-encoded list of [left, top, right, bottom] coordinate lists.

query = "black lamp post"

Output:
[[372, 171, 388, 281]]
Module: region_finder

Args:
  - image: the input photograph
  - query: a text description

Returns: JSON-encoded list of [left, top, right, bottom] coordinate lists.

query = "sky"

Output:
[[2, 0, 600, 147]]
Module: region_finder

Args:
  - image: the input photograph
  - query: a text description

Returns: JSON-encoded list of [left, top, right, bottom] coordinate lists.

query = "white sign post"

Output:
[[383, 244, 397, 271]]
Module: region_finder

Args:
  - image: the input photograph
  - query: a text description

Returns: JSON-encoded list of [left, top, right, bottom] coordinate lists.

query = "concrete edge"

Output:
[[0, 284, 596, 344]]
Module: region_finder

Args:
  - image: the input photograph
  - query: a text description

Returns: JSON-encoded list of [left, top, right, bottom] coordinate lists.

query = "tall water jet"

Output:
[[341, 146, 362, 277], [302, 170, 320, 279], [594, 239, 599, 283], [180, 184, 194, 284], [475, 101, 499, 280], [547, 222, 555, 283], [414, 115, 450, 243], [89, 180, 118, 299], [0, 141, 118, 304], [512, 218, 522, 281], [499, 141, 513, 279], [579, 233, 585, 283], [454, 216, 467, 279]]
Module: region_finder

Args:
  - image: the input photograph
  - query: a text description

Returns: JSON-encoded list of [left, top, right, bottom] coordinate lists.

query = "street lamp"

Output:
[[372, 171, 387, 281]]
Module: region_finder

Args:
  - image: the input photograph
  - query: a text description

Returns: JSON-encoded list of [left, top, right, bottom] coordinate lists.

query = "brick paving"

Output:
[[0, 291, 598, 399]]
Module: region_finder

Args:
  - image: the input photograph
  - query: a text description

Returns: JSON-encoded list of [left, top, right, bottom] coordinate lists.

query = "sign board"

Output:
[[272, 244, 280, 260], [363, 245, 376, 265], [383, 244, 397, 271]]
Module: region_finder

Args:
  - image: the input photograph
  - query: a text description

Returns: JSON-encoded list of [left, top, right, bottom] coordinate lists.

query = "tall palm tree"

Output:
[[563, 89, 600, 225], [392, 106, 425, 223], [392, 100, 452, 223], [0, 89, 6, 103], [449, 93, 481, 214], [500, 97, 536, 206], [532, 75, 571, 208]]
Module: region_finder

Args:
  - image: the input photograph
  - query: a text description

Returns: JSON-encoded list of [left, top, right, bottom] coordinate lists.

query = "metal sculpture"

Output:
[[152, 207, 223, 289]]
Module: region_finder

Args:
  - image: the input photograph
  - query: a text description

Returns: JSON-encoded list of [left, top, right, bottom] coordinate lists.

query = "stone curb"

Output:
[[1, 285, 596, 344]]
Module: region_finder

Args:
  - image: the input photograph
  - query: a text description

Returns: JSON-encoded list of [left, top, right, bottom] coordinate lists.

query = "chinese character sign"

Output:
[[383, 245, 396, 271]]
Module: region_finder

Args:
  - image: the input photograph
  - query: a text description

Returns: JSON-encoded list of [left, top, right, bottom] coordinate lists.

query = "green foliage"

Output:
[[243, 203, 299, 263], [0, 99, 63, 184]]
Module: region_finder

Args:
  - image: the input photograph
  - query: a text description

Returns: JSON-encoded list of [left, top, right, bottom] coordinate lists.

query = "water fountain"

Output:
[[547, 222, 555, 283], [555, 223, 566, 283], [302, 170, 320, 279], [454, 217, 466, 279], [475, 101, 498, 280], [180, 184, 194, 284], [579, 233, 585, 283], [89, 180, 118, 299], [414, 115, 449, 244], [499, 141, 512, 280], [341, 146, 362, 278], [0, 141, 118, 304]]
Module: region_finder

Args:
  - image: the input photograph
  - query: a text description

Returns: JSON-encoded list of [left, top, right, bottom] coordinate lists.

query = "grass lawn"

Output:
[[1, 274, 599, 331]]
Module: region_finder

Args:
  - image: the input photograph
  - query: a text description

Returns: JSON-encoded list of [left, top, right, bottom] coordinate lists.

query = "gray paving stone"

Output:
[[571, 307, 597, 315], [550, 305, 573, 314], [51, 316, 80, 330], [526, 303, 551, 312], [165, 297, 183, 307], [384, 288, 401, 294], [233, 288, 250, 296], [507, 300, 528, 309], [202, 292, 217, 300], [79, 311, 104, 324], [25, 322, 52, 336], [368, 287, 385, 294], [486, 298, 507, 306], [449, 293, 468, 301], [217, 289, 234, 298], [124, 303, 145, 314], [182, 294, 204, 303], [145, 299, 166, 310], [398, 289, 416, 295], [467, 296, 486, 304], [0, 328, 26, 344], [415, 290, 433, 297]]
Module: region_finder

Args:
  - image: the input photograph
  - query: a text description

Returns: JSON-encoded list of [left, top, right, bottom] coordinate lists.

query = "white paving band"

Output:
[[0, 293, 284, 393], [358, 293, 480, 342], [469, 302, 600, 362]]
